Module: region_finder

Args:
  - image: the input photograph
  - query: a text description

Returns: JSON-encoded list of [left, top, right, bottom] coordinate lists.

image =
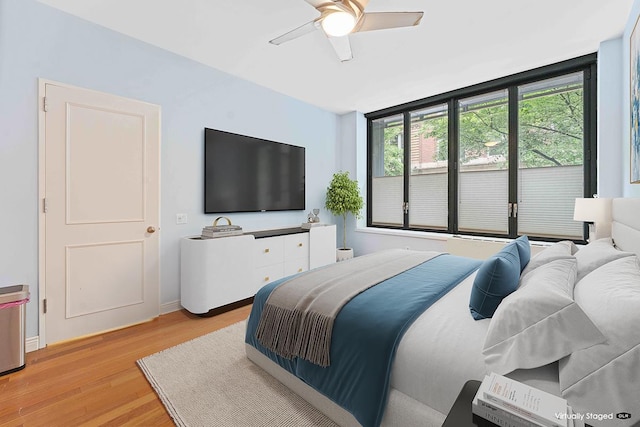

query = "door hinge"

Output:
[[43, 96, 48, 112], [43, 298, 47, 314], [43, 197, 48, 213]]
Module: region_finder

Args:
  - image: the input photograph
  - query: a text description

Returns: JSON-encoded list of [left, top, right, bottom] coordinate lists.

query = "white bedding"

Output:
[[391, 269, 561, 417], [247, 269, 561, 426], [390, 271, 489, 415]]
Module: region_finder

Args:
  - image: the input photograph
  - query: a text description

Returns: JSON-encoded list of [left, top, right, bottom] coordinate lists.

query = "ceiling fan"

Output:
[[270, 0, 424, 62]]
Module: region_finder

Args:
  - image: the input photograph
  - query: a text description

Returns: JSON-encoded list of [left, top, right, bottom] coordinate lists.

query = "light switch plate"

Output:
[[176, 213, 188, 224]]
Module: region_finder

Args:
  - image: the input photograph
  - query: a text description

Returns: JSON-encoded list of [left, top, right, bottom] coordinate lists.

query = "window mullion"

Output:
[[508, 86, 519, 238], [584, 65, 597, 197], [403, 111, 411, 229], [449, 99, 458, 233]]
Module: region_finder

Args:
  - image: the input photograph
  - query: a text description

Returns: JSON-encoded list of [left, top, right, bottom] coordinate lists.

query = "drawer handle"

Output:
[[298, 243, 303, 247], [264, 248, 270, 253], [264, 276, 270, 282]]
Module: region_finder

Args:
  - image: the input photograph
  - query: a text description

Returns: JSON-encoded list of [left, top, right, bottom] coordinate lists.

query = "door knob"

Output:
[[147, 226, 156, 233]]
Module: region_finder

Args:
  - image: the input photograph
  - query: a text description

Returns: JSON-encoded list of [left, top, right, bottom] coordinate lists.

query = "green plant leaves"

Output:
[[325, 171, 363, 217]]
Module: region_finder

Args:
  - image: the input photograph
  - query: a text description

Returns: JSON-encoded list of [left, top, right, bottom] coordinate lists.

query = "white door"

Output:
[[42, 82, 160, 345]]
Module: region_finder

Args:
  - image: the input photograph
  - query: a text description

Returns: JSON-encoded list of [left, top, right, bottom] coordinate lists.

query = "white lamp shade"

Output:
[[573, 198, 613, 240], [573, 198, 612, 222]]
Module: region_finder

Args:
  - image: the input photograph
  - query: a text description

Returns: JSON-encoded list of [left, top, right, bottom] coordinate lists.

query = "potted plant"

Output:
[[325, 171, 364, 261]]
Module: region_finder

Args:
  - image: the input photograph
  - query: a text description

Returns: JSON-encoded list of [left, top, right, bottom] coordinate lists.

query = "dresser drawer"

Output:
[[253, 236, 284, 267], [254, 263, 285, 290], [284, 233, 309, 260], [284, 258, 309, 277]]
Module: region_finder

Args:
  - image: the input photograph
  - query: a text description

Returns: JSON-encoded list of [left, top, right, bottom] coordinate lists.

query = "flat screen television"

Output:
[[204, 128, 305, 213]]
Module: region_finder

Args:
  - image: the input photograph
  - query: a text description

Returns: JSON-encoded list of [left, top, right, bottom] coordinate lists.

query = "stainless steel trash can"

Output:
[[0, 284, 29, 376]]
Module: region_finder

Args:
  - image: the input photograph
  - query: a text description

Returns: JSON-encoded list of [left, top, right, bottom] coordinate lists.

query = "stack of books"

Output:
[[472, 373, 579, 427], [201, 224, 243, 239]]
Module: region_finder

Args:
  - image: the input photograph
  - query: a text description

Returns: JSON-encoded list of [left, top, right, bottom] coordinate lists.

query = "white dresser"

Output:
[[180, 224, 336, 314]]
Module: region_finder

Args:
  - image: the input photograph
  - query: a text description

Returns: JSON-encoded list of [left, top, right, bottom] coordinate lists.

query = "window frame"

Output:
[[365, 54, 597, 242]]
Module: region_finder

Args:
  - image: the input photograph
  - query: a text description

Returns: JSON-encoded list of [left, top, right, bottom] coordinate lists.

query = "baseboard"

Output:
[[26, 336, 39, 353], [160, 300, 182, 315], [25, 303, 181, 353]]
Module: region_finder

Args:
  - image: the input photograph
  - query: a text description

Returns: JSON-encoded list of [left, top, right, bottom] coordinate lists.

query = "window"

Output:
[[409, 104, 448, 229], [370, 114, 404, 227], [366, 55, 596, 241], [517, 73, 584, 239], [458, 90, 509, 235]]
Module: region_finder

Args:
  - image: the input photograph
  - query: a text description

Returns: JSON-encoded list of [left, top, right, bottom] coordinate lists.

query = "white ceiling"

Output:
[[38, 0, 634, 114]]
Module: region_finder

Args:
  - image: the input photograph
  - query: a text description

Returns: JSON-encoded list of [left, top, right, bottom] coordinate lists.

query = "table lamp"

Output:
[[573, 198, 612, 242]]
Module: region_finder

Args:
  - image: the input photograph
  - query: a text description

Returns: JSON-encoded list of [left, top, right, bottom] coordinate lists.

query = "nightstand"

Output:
[[442, 380, 489, 427], [443, 380, 593, 427]]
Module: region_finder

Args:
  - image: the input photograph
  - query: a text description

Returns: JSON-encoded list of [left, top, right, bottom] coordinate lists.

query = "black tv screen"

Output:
[[204, 128, 305, 213]]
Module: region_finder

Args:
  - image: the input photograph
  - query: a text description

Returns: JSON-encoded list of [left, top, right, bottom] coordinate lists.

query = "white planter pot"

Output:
[[336, 248, 354, 262]]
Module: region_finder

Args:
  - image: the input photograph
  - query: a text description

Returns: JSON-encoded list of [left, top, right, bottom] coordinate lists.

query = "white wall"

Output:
[[0, 0, 339, 339]]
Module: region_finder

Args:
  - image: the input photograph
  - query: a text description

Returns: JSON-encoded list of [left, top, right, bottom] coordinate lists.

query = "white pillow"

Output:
[[574, 237, 634, 280], [483, 257, 604, 375], [559, 256, 640, 427], [520, 240, 577, 278]]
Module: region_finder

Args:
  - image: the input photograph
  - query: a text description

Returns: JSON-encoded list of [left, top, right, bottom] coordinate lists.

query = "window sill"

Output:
[[355, 226, 450, 241], [355, 227, 557, 247]]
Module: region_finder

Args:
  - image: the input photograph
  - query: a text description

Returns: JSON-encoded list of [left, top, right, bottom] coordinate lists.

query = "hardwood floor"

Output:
[[0, 305, 252, 427]]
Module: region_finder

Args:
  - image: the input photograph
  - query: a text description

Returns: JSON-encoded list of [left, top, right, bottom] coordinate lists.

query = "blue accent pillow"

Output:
[[514, 235, 531, 271], [469, 241, 521, 320]]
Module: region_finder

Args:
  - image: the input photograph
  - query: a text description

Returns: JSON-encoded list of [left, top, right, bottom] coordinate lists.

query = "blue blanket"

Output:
[[245, 254, 481, 427]]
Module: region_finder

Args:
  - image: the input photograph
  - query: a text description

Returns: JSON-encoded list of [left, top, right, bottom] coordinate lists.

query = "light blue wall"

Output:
[[598, 38, 624, 197], [2, 0, 635, 341], [327, 112, 367, 250], [622, 0, 640, 196], [0, 0, 339, 339]]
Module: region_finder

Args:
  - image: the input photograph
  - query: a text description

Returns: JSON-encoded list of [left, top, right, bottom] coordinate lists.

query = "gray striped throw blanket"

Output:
[[255, 249, 438, 366]]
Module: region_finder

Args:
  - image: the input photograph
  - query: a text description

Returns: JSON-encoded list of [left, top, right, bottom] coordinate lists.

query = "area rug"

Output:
[[137, 321, 338, 427]]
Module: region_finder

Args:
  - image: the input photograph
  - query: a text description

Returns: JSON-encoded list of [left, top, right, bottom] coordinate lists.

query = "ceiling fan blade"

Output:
[[270, 20, 319, 45], [355, 12, 424, 33], [327, 35, 353, 62]]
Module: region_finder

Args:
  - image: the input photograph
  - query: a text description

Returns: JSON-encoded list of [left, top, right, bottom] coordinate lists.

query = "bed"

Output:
[[244, 198, 640, 427]]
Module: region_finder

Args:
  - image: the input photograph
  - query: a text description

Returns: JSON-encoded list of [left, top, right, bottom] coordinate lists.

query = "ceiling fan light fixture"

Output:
[[271, 1, 424, 61], [321, 11, 356, 37]]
